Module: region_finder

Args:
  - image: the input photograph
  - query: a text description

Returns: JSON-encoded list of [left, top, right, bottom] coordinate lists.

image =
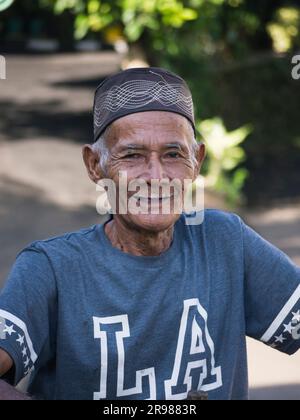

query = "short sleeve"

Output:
[[0, 246, 57, 384], [242, 221, 300, 355]]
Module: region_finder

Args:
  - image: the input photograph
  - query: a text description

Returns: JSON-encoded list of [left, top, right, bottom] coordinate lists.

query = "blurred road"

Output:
[[0, 54, 300, 399]]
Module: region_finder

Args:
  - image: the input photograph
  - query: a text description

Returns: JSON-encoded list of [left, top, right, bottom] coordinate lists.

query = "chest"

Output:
[[54, 262, 245, 400]]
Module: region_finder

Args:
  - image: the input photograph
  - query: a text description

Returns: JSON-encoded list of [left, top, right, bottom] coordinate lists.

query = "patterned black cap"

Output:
[[93, 67, 195, 142]]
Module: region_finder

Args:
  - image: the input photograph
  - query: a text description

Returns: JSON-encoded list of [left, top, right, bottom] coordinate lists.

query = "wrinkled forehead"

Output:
[[106, 111, 195, 150]]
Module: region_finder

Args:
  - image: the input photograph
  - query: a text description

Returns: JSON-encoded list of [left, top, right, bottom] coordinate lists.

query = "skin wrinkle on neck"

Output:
[[105, 216, 174, 257]]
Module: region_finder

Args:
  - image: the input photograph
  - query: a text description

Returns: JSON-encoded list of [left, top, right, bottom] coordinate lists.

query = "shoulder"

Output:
[[20, 225, 100, 261], [177, 210, 244, 250], [182, 209, 243, 234], [204, 209, 243, 236]]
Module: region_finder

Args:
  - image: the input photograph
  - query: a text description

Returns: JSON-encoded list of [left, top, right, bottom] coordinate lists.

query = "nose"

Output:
[[144, 153, 166, 183]]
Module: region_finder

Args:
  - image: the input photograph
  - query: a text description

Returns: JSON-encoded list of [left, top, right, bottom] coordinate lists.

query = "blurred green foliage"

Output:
[[200, 118, 251, 206], [40, 0, 201, 40], [40, 1, 300, 59]]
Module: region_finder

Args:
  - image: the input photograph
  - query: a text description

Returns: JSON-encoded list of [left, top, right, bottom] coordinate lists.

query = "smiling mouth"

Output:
[[135, 196, 173, 204]]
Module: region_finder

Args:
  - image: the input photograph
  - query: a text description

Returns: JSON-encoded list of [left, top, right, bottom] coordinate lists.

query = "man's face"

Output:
[[86, 111, 205, 232]]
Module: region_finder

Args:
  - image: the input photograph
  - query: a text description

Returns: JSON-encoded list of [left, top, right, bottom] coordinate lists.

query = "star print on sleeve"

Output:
[[274, 335, 286, 344], [292, 310, 300, 323], [260, 284, 300, 351], [283, 322, 294, 335], [0, 309, 37, 378], [16, 334, 25, 346], [2, 324, 16, 336]]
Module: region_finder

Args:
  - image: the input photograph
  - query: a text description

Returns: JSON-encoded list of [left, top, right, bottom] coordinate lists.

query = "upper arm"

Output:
[[242, 220, 300, 354], [0, 246, 57, 385], [0, 348, 13, 377]]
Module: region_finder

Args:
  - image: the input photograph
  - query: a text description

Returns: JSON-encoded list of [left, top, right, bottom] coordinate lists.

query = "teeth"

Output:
[[136, 196, 171, 200]]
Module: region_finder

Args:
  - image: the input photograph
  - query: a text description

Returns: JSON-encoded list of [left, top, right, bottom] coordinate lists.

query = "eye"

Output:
[[124, 153, 142, 159], [166, 152, 180, 159]]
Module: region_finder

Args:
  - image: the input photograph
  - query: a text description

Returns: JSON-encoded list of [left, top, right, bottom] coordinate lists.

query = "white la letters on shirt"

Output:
[[165, 299, 222, 399], [93, 299, 222, 400], [93, 315, 156, 400]]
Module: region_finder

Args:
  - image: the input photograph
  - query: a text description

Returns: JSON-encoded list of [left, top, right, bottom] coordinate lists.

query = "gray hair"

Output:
[[92, 127, 111, 175], [92, 122, 199, 173]]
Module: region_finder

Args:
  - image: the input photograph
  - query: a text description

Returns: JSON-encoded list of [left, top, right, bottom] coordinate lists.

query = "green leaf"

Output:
[[124, 21, 144, 41], [87, 0, 100, 15]]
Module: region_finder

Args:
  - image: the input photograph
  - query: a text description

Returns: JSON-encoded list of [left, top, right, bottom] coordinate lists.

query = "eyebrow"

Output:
[[117, 142, 186, 152], [118, 144, 146, 152], [164, 143, 183, 150]]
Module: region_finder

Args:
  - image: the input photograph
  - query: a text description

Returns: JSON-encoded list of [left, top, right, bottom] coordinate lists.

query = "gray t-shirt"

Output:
[[0, 210, 299, 400]]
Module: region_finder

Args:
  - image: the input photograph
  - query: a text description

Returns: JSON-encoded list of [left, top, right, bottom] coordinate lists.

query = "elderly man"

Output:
[[0, 68, 299, 401]]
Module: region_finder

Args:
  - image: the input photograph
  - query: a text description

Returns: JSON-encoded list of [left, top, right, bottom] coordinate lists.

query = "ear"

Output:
[[193, 142, 206, 180], [82, 145, 104, 184]]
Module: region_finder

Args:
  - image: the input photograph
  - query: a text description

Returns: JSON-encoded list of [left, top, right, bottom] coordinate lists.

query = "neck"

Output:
[[104, 217, 174, 257]]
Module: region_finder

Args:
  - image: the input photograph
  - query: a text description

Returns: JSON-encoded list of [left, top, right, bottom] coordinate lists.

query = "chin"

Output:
[[129, 213, 181, 233]]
